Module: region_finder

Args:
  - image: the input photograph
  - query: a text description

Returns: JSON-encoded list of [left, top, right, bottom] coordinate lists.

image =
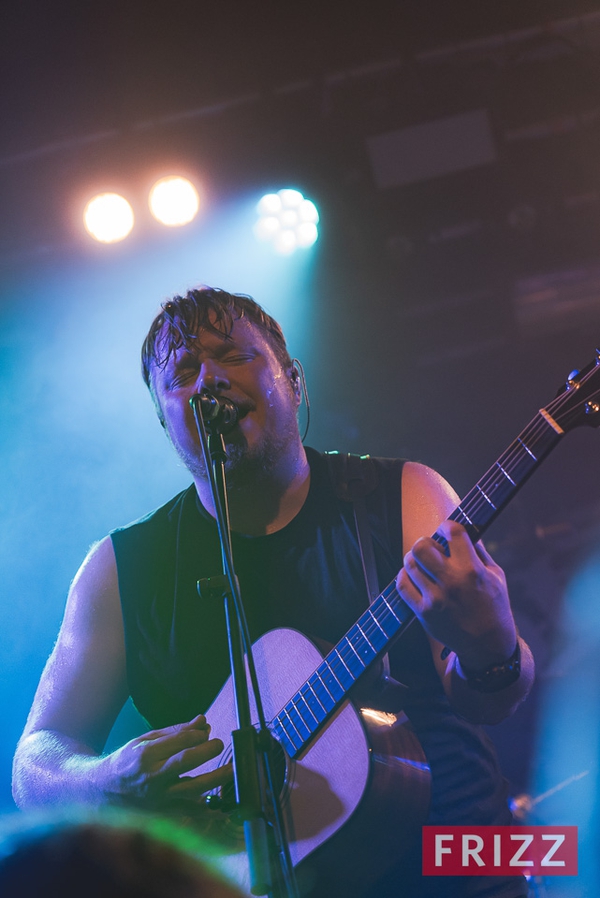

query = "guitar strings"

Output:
[[454, 374, 600, 527], [276, 592, 409, 751]]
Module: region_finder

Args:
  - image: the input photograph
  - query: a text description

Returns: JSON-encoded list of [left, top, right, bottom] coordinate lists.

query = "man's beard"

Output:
[[186, 422, 296, 490]]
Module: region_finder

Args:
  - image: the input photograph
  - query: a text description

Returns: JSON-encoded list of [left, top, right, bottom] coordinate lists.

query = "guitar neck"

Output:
[[272, 407, 565, 760], [448, 406, 564, 541]]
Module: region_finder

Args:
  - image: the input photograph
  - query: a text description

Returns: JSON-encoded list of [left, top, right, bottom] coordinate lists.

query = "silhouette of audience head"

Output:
[[0, 807, 244, 898]]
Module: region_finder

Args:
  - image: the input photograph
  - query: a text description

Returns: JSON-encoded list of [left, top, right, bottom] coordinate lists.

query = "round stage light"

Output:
[[83, 193, 134, 243], [149, 176, 200, 226], [254, 189, 319, 254], [297, 222, 319, 247], [257, 193, 282, 216]]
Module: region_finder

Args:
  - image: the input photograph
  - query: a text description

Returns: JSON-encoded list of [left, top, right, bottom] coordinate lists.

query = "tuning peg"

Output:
[[596, 347, 600, 360], [567, 369, 579, 386]]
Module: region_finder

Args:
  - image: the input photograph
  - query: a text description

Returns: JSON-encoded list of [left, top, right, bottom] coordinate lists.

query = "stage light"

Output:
[[83, 193, 134, 243], [254, 189, 319, 255], [149, 176, 200, 226]]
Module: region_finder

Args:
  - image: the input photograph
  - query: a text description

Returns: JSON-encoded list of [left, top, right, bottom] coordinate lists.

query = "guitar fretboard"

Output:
[[272, 408, 564, 759], [448, 407, 563, 541]]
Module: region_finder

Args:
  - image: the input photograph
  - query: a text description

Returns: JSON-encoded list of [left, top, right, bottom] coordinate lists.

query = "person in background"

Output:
[[0, 807, 245, 898]]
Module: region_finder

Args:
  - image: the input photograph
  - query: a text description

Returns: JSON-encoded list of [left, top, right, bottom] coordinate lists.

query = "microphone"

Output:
[[190, 392, 239, 434]]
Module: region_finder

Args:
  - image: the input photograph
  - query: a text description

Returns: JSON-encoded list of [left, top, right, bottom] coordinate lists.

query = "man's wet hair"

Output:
[[141, 287, 293, 391]]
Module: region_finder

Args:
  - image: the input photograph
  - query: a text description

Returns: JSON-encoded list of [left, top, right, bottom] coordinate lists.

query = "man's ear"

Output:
[[290, 358, 310, 440], [290, 364, 302, 405]]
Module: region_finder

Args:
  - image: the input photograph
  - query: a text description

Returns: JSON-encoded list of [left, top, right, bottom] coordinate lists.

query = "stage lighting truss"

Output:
[[254, 189, 319, 254]]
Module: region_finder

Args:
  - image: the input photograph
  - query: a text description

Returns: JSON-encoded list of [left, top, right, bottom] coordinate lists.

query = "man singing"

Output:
[[13, 287, 534, 897]]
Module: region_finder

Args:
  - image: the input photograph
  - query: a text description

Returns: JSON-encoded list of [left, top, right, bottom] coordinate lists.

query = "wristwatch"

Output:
[[459, 640, 522, 693]]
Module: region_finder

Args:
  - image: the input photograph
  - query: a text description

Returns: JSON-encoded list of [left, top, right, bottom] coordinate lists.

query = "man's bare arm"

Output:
[[12, 537, 227, 809], [400, 461, 534, 724]]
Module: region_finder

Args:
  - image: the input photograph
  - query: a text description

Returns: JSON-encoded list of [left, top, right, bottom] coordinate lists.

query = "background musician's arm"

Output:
[[399, 461, 534, 725]]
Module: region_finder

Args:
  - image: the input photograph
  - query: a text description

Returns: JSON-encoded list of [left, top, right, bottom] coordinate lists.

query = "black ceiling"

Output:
[[3, 1, 598, 146]]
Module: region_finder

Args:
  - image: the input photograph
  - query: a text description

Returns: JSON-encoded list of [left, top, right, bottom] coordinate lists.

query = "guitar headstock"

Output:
[[548, 350, 600, 432]]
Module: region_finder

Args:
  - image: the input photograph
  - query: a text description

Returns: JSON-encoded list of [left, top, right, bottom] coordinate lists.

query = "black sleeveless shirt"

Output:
[[111, 448, 525, 898]]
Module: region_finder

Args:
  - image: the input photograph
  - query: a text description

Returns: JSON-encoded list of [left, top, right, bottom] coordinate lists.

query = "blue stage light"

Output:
[[254, 189, 319, 255]]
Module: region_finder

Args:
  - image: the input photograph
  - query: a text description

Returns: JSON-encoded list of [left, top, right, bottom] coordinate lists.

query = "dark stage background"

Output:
[[2, 3, 600, 894]]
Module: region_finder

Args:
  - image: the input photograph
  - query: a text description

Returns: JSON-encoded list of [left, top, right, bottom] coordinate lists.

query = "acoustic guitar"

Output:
[[188, 353, 600, 895]]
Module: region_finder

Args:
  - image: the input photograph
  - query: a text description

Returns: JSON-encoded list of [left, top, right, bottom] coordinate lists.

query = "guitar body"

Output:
[[188, 628, 430, 895]]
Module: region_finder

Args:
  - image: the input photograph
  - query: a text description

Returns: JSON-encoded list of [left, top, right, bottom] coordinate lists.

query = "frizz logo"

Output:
[[422, 826, 577, 876]]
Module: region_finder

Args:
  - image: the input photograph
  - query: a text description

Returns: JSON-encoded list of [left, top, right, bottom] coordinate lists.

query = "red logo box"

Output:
[[422, 826, 578, 876]]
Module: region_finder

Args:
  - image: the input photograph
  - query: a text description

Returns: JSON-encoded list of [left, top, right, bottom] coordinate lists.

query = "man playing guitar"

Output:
[[13, 287, 534, 897]]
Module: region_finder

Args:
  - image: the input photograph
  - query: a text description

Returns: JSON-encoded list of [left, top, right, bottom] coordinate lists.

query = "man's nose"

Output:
[[198, 359, 230, 392]]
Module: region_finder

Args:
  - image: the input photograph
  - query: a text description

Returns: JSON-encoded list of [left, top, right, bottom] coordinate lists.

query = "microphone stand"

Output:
[[190, 395, 298, 898]]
